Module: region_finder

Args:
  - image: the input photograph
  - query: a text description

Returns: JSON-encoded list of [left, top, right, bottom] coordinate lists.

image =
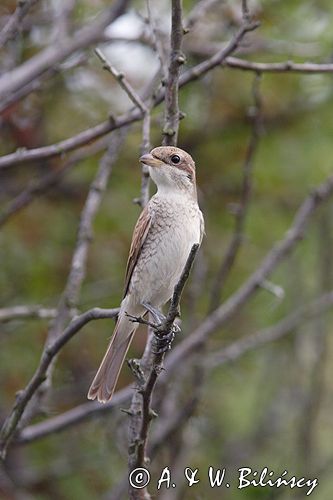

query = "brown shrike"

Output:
[[88, 146, 204, 403]]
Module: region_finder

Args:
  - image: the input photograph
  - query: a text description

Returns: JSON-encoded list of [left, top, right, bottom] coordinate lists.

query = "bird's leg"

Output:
[[142, 302, 181, 334], [141, 302, 180, 355], [141, 302, 166, 325]]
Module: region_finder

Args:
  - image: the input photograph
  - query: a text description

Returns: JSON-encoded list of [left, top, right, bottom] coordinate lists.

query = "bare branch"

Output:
[[128, 244, 199, 499], [17, 384, 129, 445], [0, 135, 111, 228], [166, 174, 333, 370], [16, 286, 333, 443], [0, 0, 40, 47], [241, 0, 251, 23], [0, 0, 130, 103], [0, 306, 58, 323], [0, 131, 126, 458], [162, 0, 184, 146], [47, 131, 125, 340], [225, 56, 333, 74], [0, 307, 119, 457], [95, 48, 148, 114], [94, 47, 152, 209], [0, 53, 88, 115], [207, 290, 333, 368]]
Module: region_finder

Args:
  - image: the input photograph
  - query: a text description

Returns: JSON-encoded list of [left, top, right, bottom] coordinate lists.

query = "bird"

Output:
[[87, 146, 204, 403]]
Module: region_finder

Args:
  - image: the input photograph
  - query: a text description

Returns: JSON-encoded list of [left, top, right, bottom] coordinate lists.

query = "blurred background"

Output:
[[1, 0, 333, 498]]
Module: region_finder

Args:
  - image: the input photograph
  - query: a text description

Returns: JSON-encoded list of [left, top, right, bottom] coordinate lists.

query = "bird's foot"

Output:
[[152, 322, 181, 354], [125, 312, 157, 329], [152, 328, 175, 355], [141, 302, 181, 333], [128, 303, 181, 355], [141, 302, 166, 324]]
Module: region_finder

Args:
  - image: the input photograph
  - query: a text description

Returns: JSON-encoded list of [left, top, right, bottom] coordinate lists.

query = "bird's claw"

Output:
[[153, 330, 175, 354], [152, 323, 180, 354]]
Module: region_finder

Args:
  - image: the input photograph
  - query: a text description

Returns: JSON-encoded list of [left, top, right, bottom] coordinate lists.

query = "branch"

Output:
[[0, 307, 119, 457], [128, 244, 199, 499], [162, 0, 184, 146], [0, 53, 88, 115], [207, 290, 333, 368], [0, 0, 130, 103], [0, 23, 264, 172], [0, 306, 58, 323], [47, 131, 125, 342], [3, 52, 333, 170], [0, 131, 126, 459], [209, 73, 262, 311], [16, 287, 333, 445], [166, 174, 333, 370], [94, 48, 152, 208], [95, 49, 148, 114], [0, 134, 111, 228], [0, 0, 40, 47], [17, 384, 130, 445], [225, 56, 333, 74]]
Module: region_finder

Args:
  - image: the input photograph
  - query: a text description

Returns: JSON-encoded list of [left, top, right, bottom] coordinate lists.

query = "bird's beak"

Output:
[[139, 153, 163, 168]]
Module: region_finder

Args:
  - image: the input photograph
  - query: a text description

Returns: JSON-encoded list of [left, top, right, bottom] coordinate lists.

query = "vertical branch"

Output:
[[127, 245, 199, 500], [209, 73, 262, 311], [162, 0, 184, 146]]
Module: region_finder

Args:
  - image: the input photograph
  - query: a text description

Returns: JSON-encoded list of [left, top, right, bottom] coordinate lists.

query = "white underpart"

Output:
[[123, 187, 203, 317]]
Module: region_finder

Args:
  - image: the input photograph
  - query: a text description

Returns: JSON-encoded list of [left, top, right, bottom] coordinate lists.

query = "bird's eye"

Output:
[[171, 154, 181, 164]]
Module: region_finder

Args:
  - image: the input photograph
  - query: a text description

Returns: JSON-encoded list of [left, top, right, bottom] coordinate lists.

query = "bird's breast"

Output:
[[128, 195, 202, 307]]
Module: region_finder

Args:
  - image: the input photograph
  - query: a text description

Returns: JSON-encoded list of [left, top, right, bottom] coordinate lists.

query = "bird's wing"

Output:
[[123, 203, 152, 297]]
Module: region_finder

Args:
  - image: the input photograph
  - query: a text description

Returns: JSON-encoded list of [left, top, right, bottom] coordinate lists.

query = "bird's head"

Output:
[[140, 146, 197, 198]]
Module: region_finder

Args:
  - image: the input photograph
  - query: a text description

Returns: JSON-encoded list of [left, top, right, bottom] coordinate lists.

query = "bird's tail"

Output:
[[87, 311, 136, 403]]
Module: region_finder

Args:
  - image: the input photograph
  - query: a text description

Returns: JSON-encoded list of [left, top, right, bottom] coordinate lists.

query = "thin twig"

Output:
[[128, 244, 199, 499], [0, 0, 40, 47], [209, 73, 262, 311], [225, 56, 333, 74], [0, 306, 58, 323], [17, 384, 129, 445], [95, 49, 148, 114], [3, 47, 333, 170], [166, 173, 333, 370], [11, 175, 333, 446], [0, 0, 130, 102], [162, 0, 184, 146], [0, 307, 119, 457], [241, 0, 250, 23], [0, 53, 88, 115], [94, 47, 152, 208], [0, 135, 111, 228], [15, 287, 333, 444], [207, 289, 333, 368], [0, 131, 126, 459]]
